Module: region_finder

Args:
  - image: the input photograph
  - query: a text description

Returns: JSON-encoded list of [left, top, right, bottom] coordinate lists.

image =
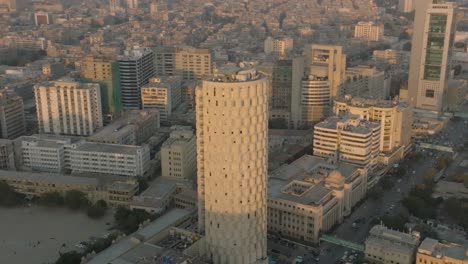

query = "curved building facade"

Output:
[[196, 70, 268, 264], [300, 75, 331, 127]]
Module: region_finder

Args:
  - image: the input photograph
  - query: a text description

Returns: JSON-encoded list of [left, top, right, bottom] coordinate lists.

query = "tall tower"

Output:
[[0, 89, 26, 139], [408, 0, 457, 113], [196, 69, 268, 264], [118, 47, 154, 110]]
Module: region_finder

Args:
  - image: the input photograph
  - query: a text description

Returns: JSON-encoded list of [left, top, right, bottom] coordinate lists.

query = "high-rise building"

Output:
[[153, 46, 212, 81], [399, 0, 415, 13], [354, 21, 384, 42], [271, 60, 293, 111], [342, 65, 391, 99], [408, 0, 457, 113], [0, 139, 15, 169], [80, 55, 122, 122], [291, 45, 346, 128], [313, 114, 381, 170], [161, 126, 196, 180], [196, 68, 268, 263], [0, 89, 26, 140], [34, 80, 103, 136], [264, 36, 293, 57], [141, 76, 182, 122], [118, 47, 154, 110]]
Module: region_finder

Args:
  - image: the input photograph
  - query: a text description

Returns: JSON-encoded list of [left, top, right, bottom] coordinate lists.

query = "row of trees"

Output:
[[39, 190, 107, 219], [0, 181, 25, 207]]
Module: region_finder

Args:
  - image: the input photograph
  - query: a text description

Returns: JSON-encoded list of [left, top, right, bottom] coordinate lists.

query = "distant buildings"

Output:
[[407, 0, 457, 113], [0, 0, 16, 12], [291, 45, 346, 128], [313, 114, 381, 170], [196, 69, 268, 263], [34, 80, 103, 136], [365, 225, 421, 264], [118, 47, 154, 109], [268, 155, 367, 243], [141, 76, 182, 122], [417, 237, 468, 263], [80, 55, 122, 122], [153, 46, 212, 81], [354, 21, 384, 42], [0, 89, 26, 140], [264, 36, 293, 57], [342, 65, 391, 100], [34, 11, 50, 26], [161, 126, 196, 180]]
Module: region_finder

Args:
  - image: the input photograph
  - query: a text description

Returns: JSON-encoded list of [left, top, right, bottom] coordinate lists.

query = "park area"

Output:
[[0, 205, 112, 264]]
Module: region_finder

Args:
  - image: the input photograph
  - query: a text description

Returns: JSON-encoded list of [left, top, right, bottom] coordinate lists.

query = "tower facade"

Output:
[[408, 0, 457, 113], [196, 69, 268, 264], [118, 47, 154, 110]]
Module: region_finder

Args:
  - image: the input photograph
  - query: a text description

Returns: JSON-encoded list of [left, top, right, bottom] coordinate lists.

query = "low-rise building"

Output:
[[130, 178, 178, 214], [268, 129, 313, 153], [417, 237, 468, 264], [365, 225, 421, 264], [161, 126, 196, 180], [174, 188, 197, 210], [354, 21, 384, 42], [268, 155, 367, 243], [264, 36, 293, 57], [69, 142, 150, 177], [89, 110, 159, 145]]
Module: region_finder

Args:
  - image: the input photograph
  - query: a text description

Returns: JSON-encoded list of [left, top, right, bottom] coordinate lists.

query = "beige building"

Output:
[[291, 45, 346, 128], [141, 76, 182, 122], [417, 237, 468, 264], [342, 65, 391, 100], [0, 169, 138, 206], [268, 155, 367, 243], [408, 0, 457, 113], [264, 36, 293, 57], [399, 0, 415, 13], [196, 69, 268, 263], [34, 80, 103, 136], [0, 89, 26, 140], [153, 46, 212, 81], [314, 114, 381, 171], [161, 126, 196, 180], [354, 21, 384, 42], [333, 97, 413, 155], [365, 225, 421, 264], [373, 49, 409, 66], [89, 110, 159, 145]]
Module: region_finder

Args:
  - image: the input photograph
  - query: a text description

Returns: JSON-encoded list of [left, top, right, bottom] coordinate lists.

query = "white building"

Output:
[[342, 65, 391, 100], [417, 237, 468, 264], [407, 0, 457, 113], [196, 69, 268, 263], [268, 155, 367, 243], [34, 80, 103, 136], [264, 36, 293, 57], [141, 76, 182, 122], [161, 126, 196, 180], [354, 21, 384, 42], [118, 47, 154, 109], [365, 225, 421, 264], [314, 114, 381, 171]]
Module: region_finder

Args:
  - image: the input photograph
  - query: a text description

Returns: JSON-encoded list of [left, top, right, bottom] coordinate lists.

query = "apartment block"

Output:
[[34, 80, 103, 136], [0, 89, 26, 140], [268, 155, 367, 243], [153, 46, 212, 80], [0, 139, 15, 169], [264, 36, 293, 57], [141, 76, 182, 122], [342, 65, 391, 100], [354, 21, 384, 42], [271, 60, 293, 112], [334, 97, 413, 155], [161, 126, 196, 180], [79, 55, 122, 121], [313, 114, 381, 170], [89, 110, 159, 145], [365, 225, 420, 264]]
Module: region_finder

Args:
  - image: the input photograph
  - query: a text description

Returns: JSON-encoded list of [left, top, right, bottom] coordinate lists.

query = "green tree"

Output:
[[87, 203, 107, 219], [39, 192, 64, 207], [0, 181, 24, 207], [64, 190, 89, 210], [55, 251, 82, 264]]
